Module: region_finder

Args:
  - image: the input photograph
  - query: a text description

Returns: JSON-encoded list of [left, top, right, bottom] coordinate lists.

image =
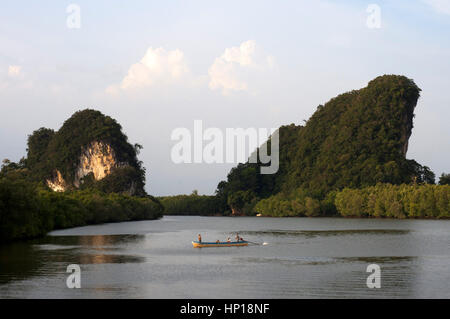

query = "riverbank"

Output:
[[0, 178, 164, 243]]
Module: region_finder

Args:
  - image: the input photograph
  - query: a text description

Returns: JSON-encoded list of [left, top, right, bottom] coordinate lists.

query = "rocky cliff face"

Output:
[[46, 141, 127, 192], [74, 141, 127, 188], [46, 170, 67, 192], [400, 111, 415, 156]]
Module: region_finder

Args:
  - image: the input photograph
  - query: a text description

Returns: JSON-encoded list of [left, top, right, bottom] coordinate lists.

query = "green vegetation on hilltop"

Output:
[[215, 75, 442, 217], [26, 109, 146, 195]]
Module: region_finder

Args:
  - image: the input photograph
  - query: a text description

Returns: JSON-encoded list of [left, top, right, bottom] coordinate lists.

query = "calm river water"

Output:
[[0, 216, 449, 298]]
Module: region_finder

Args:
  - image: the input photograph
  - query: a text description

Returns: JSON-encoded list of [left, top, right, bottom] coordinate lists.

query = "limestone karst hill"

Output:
[[26, 109, 146, 195]]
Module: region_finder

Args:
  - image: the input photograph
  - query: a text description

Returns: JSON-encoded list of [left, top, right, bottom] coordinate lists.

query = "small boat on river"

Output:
[[192, 240, 248, 248]]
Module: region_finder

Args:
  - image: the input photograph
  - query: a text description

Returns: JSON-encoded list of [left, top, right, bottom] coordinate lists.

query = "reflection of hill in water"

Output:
[[235, 255, 415, 266], [240, 229, 410, 238], [44, 234, 144, 246], [0, 234, 146, 285]]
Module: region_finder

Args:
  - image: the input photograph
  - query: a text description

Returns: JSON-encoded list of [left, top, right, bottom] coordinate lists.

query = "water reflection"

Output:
[[0, 234, 146, 285], [1, 217, 449, 298], [336, 256, 415, 264], [234, 255, 416, 266], [240, 229, 410, 238], [40, 234, 144, 246], [233, 255, 418, 298], [77, 254, 145, 264], [0, 242, 46, 284]]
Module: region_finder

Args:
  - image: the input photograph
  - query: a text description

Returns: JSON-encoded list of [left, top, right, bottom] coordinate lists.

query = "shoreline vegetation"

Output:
[[159, 191, 225, 216], [159, 183, 450, 219], [0, 177, 163, 243]]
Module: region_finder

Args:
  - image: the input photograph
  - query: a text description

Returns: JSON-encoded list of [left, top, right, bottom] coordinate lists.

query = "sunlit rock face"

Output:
[[46, 141, 126, 191], [46, 170, 67, 192], [74, 141, 126, 188]]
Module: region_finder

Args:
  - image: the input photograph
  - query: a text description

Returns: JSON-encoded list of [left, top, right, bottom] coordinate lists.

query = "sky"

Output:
[[0, 0, 449, 195]]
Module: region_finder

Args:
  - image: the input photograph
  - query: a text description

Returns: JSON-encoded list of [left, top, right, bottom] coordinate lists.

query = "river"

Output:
[[0, 216, 449, 298]]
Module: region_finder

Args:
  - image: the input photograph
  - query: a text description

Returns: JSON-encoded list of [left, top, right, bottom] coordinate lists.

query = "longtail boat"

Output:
[[192, 240, 248, 248]]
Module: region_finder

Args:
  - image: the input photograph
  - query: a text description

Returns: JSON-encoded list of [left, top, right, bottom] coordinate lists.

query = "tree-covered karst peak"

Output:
[[26, 109, 146, 195], [217, 74, 435, 215]]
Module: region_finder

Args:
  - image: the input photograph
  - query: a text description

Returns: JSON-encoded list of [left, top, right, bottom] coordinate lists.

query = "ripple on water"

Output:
[[239, 229, 411, 238]]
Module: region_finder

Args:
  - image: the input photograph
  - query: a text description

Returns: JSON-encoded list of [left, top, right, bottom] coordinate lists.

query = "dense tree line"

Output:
[[254, 188, 336, 217], [252, 184, 449, 218], [159, 191, 226, 216], [334, 184, 449, 218], [439, 173, 450, 185], [0, 174, 163, 243]]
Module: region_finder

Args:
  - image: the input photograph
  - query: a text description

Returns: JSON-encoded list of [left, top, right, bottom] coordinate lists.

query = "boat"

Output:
[[192, 240, 248, 248]]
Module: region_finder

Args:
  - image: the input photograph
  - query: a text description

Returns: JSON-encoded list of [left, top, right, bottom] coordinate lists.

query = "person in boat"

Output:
[[216, 240, 220, 243], [240, 237, 244, 242], [198, 234, 202, 243], [235, 233, 240, 242], [227, 237, 231, 243]]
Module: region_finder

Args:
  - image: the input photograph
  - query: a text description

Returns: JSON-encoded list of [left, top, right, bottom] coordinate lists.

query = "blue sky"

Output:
[[1, 0, 449, 195]]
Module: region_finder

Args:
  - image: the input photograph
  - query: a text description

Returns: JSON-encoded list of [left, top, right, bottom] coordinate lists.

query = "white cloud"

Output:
[[0, 65, 33, 91], [107, 47, 190, 94], [106, 42, 275, 96], [423, 0, 450, 15], [8, 65, 21, 77], [208, 40, 275, 95]]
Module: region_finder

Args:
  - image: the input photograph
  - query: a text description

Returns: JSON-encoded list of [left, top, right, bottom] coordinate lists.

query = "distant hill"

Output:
[[217, 75, 435, 215], [25, 109, 146, 195]]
